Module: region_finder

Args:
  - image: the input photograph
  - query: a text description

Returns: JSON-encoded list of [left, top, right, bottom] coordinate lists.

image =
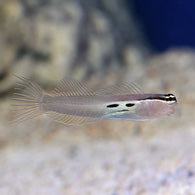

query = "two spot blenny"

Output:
[[12, 76, 177, 126]]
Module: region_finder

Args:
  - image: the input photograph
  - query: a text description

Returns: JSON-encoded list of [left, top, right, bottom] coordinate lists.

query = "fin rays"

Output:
[[11, 75, 43, 123], [47, 111, 101, 126], [95, 82, 143, 96], [52, 78, 94, 97]]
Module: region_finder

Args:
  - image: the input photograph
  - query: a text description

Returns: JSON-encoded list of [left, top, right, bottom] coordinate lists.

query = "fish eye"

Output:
[[164, 94, 177, 102], [170, 97, 174, 101]]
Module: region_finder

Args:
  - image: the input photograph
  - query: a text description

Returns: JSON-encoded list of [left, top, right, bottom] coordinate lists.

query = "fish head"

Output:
[[136, 94, 177, 120]]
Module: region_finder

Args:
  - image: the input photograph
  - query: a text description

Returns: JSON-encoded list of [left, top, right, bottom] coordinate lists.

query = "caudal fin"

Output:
[[11, 75, 43, 123]]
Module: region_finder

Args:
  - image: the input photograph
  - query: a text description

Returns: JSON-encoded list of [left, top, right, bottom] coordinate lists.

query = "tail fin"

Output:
[[11, 75, 43, 123]]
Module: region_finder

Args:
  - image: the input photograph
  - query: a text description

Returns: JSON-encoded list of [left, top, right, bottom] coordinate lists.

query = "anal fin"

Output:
[[46, 112, 101, 126]]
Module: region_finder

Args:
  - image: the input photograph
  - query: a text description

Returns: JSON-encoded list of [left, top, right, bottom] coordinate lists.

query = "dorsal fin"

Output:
[[95, 82, 143, 96], [51, 79, 95, 97]]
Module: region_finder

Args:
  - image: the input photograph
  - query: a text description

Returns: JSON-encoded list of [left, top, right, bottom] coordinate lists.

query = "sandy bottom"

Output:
[[0, 99, 194, 195]]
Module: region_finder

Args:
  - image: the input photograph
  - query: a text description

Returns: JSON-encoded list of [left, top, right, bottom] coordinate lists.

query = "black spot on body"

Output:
[[125, 103, 135, 107], [106, 104, 119, 108]]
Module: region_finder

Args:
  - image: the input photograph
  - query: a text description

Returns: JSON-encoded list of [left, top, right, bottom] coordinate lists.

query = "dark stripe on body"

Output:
[[143, 95, 176, 102]]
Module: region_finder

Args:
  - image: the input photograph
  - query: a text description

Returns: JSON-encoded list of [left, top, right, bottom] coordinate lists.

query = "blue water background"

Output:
[[131, 0, 195, 51]]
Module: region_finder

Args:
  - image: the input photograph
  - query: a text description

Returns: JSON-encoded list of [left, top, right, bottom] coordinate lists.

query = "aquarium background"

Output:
[[0, 0, 194, 194], [132, 0, 195, 51]]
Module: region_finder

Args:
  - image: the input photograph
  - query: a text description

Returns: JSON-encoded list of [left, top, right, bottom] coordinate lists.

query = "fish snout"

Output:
[[137, 100, 176, 119]]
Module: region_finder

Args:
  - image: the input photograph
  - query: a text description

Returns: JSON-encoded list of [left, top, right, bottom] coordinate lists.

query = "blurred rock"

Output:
[[0, 0, 147, 92]]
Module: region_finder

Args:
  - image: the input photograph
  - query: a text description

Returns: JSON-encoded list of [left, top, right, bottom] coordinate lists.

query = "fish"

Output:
[[12, 75, 177, 126]]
